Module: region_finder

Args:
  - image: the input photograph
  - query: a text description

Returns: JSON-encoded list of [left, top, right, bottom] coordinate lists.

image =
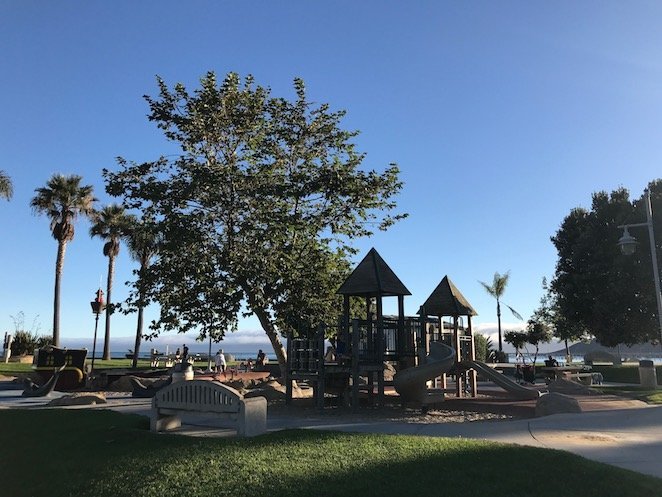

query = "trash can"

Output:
[[638, 360, 658, 389], [172, 362, 194, 383]]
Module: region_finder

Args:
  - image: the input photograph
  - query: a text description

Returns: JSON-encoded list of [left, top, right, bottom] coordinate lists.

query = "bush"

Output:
[[6, 311, 51, 356], [8, 332, 52, 356], [591, 364, 662, 384]]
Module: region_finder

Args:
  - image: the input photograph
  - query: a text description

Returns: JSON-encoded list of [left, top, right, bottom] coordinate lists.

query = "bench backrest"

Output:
[[152, 380, 243, 413]]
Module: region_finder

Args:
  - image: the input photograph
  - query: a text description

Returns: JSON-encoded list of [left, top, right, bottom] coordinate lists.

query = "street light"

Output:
[[90, 289, 105, 372], [617, 189, 662, 349]]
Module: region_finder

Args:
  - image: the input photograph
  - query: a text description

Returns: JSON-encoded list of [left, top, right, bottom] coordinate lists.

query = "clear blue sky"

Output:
[[2, 1, 661, 353]]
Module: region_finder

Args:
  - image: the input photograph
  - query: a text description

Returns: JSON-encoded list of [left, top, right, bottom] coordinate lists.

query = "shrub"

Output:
[[9, 330, 40, 356], [6, 312, 50, 356]]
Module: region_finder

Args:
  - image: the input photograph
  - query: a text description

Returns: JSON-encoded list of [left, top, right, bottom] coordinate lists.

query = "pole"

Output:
[[91, 313, 100, 372], [207, 335, 212, 372], [644, 190, 662, 350]]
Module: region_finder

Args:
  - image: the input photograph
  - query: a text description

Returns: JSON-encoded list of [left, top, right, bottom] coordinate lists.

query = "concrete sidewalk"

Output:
[[2, 388, 661, 479]]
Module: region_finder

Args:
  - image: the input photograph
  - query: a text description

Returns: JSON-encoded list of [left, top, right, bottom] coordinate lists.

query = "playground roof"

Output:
[[419, 275, 477, 317], [336, 248, 411, 297]]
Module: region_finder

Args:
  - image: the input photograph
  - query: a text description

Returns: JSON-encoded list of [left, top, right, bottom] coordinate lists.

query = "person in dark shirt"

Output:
[[256, 349, 266, 366]]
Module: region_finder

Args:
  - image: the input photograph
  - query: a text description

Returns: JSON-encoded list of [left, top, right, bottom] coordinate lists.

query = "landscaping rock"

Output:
[[243, 379, 311, 401], [535, 392, 582, 417], [47, 392, 107, 406]]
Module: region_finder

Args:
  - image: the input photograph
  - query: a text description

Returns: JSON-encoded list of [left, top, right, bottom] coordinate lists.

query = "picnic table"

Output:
[[541, 365, 592, 382]]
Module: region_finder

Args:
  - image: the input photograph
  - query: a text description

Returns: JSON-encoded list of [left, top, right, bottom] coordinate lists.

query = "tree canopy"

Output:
[[104, 72, 406, 374], [0, 170, 13, 201], [550, 181, 662, 346]]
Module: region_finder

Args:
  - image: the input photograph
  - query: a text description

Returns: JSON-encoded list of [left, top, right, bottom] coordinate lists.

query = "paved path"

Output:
[[2, 388, 661, 479]]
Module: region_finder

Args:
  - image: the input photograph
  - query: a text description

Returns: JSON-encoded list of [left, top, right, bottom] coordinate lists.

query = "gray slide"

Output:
[[394, 342, 456, 403], [463, 360, 541, 400]]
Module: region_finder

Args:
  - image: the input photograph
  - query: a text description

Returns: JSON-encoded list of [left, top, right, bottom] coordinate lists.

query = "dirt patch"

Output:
[[266, 394, 536, 424]]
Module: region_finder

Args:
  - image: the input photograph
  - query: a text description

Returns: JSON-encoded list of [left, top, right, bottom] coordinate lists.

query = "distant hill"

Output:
[[549, 340, 661, 359]]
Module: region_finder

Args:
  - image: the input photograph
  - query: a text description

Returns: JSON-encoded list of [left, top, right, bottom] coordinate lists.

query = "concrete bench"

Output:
[[563, 372, 594, 385], [151, 380, 267, 436]]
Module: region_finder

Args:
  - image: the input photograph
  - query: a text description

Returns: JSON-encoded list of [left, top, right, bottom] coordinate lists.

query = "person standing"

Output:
[[215, 350, 226, 376], [182, 344, 189, 361], [256, 349, 266, 367]]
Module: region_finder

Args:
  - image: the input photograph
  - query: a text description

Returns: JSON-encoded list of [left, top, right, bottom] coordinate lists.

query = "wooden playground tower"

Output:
[[285, 248, 479, 409]]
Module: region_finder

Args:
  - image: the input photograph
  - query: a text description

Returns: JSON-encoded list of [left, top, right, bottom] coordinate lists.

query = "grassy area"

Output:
[[0, 358, 155, 376], [0, 410, 660, 497], [595, 385, 662, 404]]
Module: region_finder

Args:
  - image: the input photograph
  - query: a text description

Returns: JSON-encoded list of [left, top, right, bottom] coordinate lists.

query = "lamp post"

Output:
[[617, 189, 662, 349], [90, 289, 105, 372]]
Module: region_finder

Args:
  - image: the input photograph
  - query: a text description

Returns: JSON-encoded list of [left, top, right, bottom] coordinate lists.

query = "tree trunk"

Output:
[[496, 299, 503, 352], [131, 305, 144, 369], [251, 306, 288, 379], [52, 240, 67, 347], [102, 254, 115, 361]]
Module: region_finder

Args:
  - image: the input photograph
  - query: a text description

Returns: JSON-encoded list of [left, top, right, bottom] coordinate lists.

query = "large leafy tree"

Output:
[[30, 174, 96, 346], [104, 72, 405, 377], [90, 204, 134, 360], [0, 170, 13, 201], [479, 271, 522, 353], [533, 277, 587, 357], [550, 183, 662, 346], [124, 217, 160, 369]]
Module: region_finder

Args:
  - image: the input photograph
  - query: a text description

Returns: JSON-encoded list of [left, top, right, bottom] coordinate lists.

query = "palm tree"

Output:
[[0, 170, 13, 201], [479, 271, 523, 353], [90, 204, 134, 360], [30, 174, 96, 346], [125, 218, 160, 369]]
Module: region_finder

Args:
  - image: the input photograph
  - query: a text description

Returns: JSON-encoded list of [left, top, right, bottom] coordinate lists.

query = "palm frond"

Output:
[[505, 304, 523, 320]]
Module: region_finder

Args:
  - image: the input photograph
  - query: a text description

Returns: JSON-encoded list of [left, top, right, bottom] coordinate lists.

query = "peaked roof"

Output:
[[336, 248, 411, 297], [419, 275, 477, 317]]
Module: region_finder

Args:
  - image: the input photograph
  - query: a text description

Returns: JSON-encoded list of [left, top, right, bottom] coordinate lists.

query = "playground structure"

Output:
[[284, 248, 535, 409]]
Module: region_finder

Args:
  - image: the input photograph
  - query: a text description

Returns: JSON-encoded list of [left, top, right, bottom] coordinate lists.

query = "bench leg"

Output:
[[151, 412, 181, 432], [239, 397, 267, 436]]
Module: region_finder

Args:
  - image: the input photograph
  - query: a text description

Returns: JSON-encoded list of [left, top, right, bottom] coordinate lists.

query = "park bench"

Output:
[[563, 371, 595, 385], [151, 380, 267, 437]]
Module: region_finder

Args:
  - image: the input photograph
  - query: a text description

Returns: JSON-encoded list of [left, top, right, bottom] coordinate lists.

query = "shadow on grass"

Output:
[[1, 409, 660, 497]]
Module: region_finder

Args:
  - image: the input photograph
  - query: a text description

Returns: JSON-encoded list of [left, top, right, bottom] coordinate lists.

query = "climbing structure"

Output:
[[418, 275, 478, 398], [285, 249, 482, 408]]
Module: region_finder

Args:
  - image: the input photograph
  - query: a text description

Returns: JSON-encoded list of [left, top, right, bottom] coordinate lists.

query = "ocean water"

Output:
[[106, 350, 277, 361]]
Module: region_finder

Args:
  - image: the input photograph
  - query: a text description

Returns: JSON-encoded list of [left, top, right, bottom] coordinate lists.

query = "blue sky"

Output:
[[2, 1, 661, 353]]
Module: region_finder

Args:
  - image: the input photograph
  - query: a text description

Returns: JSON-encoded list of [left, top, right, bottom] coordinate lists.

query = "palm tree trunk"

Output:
[[52, 240, 67, 347], [131, 305, 144, 369], [496, 299, 503, 352], [102, 255, 115, 361]]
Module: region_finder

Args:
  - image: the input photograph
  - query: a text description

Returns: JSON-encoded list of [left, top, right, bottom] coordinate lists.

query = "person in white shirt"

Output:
[[215, 350, 227, 376]]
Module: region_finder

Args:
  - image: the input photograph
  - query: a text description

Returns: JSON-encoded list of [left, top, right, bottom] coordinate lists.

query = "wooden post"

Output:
[[376, 295, 385, 406], [317, 323, 326, 409], [454, 316, 462, 398], [343, 295, 350, 346], [418, 307, 427, 367], [439, 314, 446, 390], [468, 316, 477, 397], [285, 333, 293, 405], [366, 296, 373, 357], [351, 319, 360, 411]]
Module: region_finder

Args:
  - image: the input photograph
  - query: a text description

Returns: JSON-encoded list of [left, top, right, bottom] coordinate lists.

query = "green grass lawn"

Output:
[[0, 358, 154, 376], [0, 409, 660, 497], [595, 385, 662, 404]]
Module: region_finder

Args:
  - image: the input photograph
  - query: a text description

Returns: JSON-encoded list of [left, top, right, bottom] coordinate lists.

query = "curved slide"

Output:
[[462, 360, 541, 400], [394, 342, 456, 403]]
